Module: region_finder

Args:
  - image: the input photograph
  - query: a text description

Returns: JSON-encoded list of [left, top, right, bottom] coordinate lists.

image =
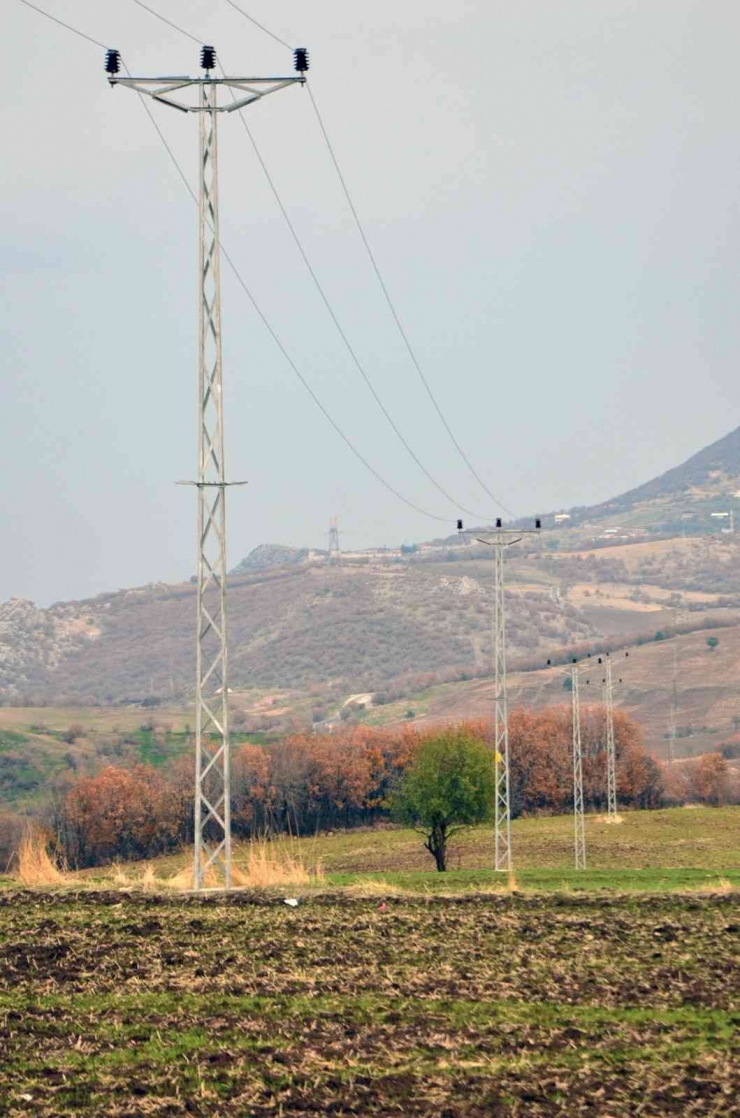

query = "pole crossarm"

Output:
[[109, 75, 304, 113]]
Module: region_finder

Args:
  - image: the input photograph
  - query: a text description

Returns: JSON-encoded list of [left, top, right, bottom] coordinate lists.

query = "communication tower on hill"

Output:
[[328, 517, 341, 564], [459, 516, 541, 871], [105, 45, 308, 890]]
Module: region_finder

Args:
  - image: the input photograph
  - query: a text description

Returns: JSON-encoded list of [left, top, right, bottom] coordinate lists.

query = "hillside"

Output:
[[553, 424, 740, 537], [2, 425, 740, 800]]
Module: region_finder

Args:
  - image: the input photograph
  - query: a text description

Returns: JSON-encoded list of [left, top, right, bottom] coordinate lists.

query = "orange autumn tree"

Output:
[[61, 765, 186, 867], [53, 707, 659, 867]]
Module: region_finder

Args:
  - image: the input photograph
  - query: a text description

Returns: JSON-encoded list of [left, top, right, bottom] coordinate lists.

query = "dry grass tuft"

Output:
[[109, 863, 131, 887], [165, 838, 324, 892], [595, 813, 625, 825], [694, 876, 736, 895], [507, 870, 519, 893], [234, 839, 324, 888], [342, 877, 412, 898], [140, 865, 158, 891], [16, 828, 68, 887]]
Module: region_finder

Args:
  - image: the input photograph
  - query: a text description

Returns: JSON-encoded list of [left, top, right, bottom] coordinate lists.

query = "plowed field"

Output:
[[2, 890, 740, 1116]]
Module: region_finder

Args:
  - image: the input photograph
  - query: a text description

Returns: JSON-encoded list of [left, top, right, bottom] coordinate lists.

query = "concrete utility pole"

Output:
[[459, 517, 541, 870], [106, 46, 307, 890], [571, 661, 587, 870]]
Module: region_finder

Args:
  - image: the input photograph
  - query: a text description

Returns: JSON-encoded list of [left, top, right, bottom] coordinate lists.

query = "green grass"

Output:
[[1, 890, 739, 1115], [326, 867, 740, 893]]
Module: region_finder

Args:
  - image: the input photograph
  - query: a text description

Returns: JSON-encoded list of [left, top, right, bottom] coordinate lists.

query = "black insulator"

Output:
[[496, 517, 502, 529], [457, 519, 463, 531], [597, 657, 602, 664], [535, 517, 542, 529], [572, 658, 577, 664], [546, 659, 552, 666], [201, 45, 216, 70], [294, 47, 309, 72], [105, 49, 121, 75]]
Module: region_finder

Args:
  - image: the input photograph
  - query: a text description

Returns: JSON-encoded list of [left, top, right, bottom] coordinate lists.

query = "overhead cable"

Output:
[[16, 0, 106, 48], [304, 82, 515, 518], [222, 0, 292, 51], [13, 0, 454, 525], [206, 0, 515, 517], [123, 0, 492, 520]]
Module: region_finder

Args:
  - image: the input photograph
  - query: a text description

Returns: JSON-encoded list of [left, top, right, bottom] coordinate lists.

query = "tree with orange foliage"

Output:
[[61, 764, 186, 867], [691, 752, 729, 805]]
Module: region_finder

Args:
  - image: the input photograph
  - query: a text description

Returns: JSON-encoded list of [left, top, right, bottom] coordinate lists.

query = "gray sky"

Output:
[[3, 0, 740, 606]]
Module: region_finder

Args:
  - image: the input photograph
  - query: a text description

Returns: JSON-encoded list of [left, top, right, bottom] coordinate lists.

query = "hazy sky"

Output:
[[3, 0, 740, 606]]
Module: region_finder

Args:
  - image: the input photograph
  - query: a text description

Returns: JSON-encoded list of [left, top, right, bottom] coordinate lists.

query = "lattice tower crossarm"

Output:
[[572, 664, 587, 870], [492, 531, 511, 872], [604, 658, 617, 817]]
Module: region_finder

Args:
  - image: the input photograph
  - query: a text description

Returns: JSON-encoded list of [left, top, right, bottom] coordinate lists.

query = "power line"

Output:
[[216, 0, 514, 517], [16, 0, 106, 48], [12, 0, 454, 526], [122, 0, 493, 520], [130, 0, 200, 44], [229, 82, 490, 521], [304, 83, 515, 518], [222, 0, 292, 51]]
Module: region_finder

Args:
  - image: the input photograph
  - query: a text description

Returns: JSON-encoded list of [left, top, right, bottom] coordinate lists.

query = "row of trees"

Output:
[[44, 707, 669, 868]]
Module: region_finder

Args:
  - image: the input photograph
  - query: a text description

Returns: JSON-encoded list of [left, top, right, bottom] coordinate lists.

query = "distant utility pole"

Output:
[[105, 45, 307, 890], [668, 643, 678, 764], [603, 657, 617, 818], [571, 660, 587, 871], [328, 517, 341, 564], [459, 517, 541, 871]]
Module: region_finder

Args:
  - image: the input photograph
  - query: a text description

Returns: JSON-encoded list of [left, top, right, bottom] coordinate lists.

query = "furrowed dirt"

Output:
[[1, 890, 740, 1116]]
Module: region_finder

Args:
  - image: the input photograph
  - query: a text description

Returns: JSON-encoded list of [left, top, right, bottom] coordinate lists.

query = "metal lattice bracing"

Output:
[[108, 58, 304, 891], [459, 521, 541, 872], [668, 644, 678, 764], [492, 532, 511, 871], [194, 82, 231, 890], [604, 659, 617, 818], [572, 665, 587, 870], [328, 517, 341, 565]]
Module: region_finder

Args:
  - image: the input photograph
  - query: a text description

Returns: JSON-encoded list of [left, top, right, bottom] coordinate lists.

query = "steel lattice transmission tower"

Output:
[[328, 517, 341, 564], [603, 657, 617, 817], [668, 643, 678, 764], [459, 517, 541, 870], [106, 45, 308, 890], [571, 661, 587, 870]]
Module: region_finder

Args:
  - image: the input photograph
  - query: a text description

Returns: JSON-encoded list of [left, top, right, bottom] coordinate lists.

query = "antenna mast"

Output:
[[106, 46, 307, 890]]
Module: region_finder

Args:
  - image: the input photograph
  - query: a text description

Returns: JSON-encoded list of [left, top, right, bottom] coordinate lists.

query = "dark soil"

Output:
[[1, 890, 739, 1115]]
